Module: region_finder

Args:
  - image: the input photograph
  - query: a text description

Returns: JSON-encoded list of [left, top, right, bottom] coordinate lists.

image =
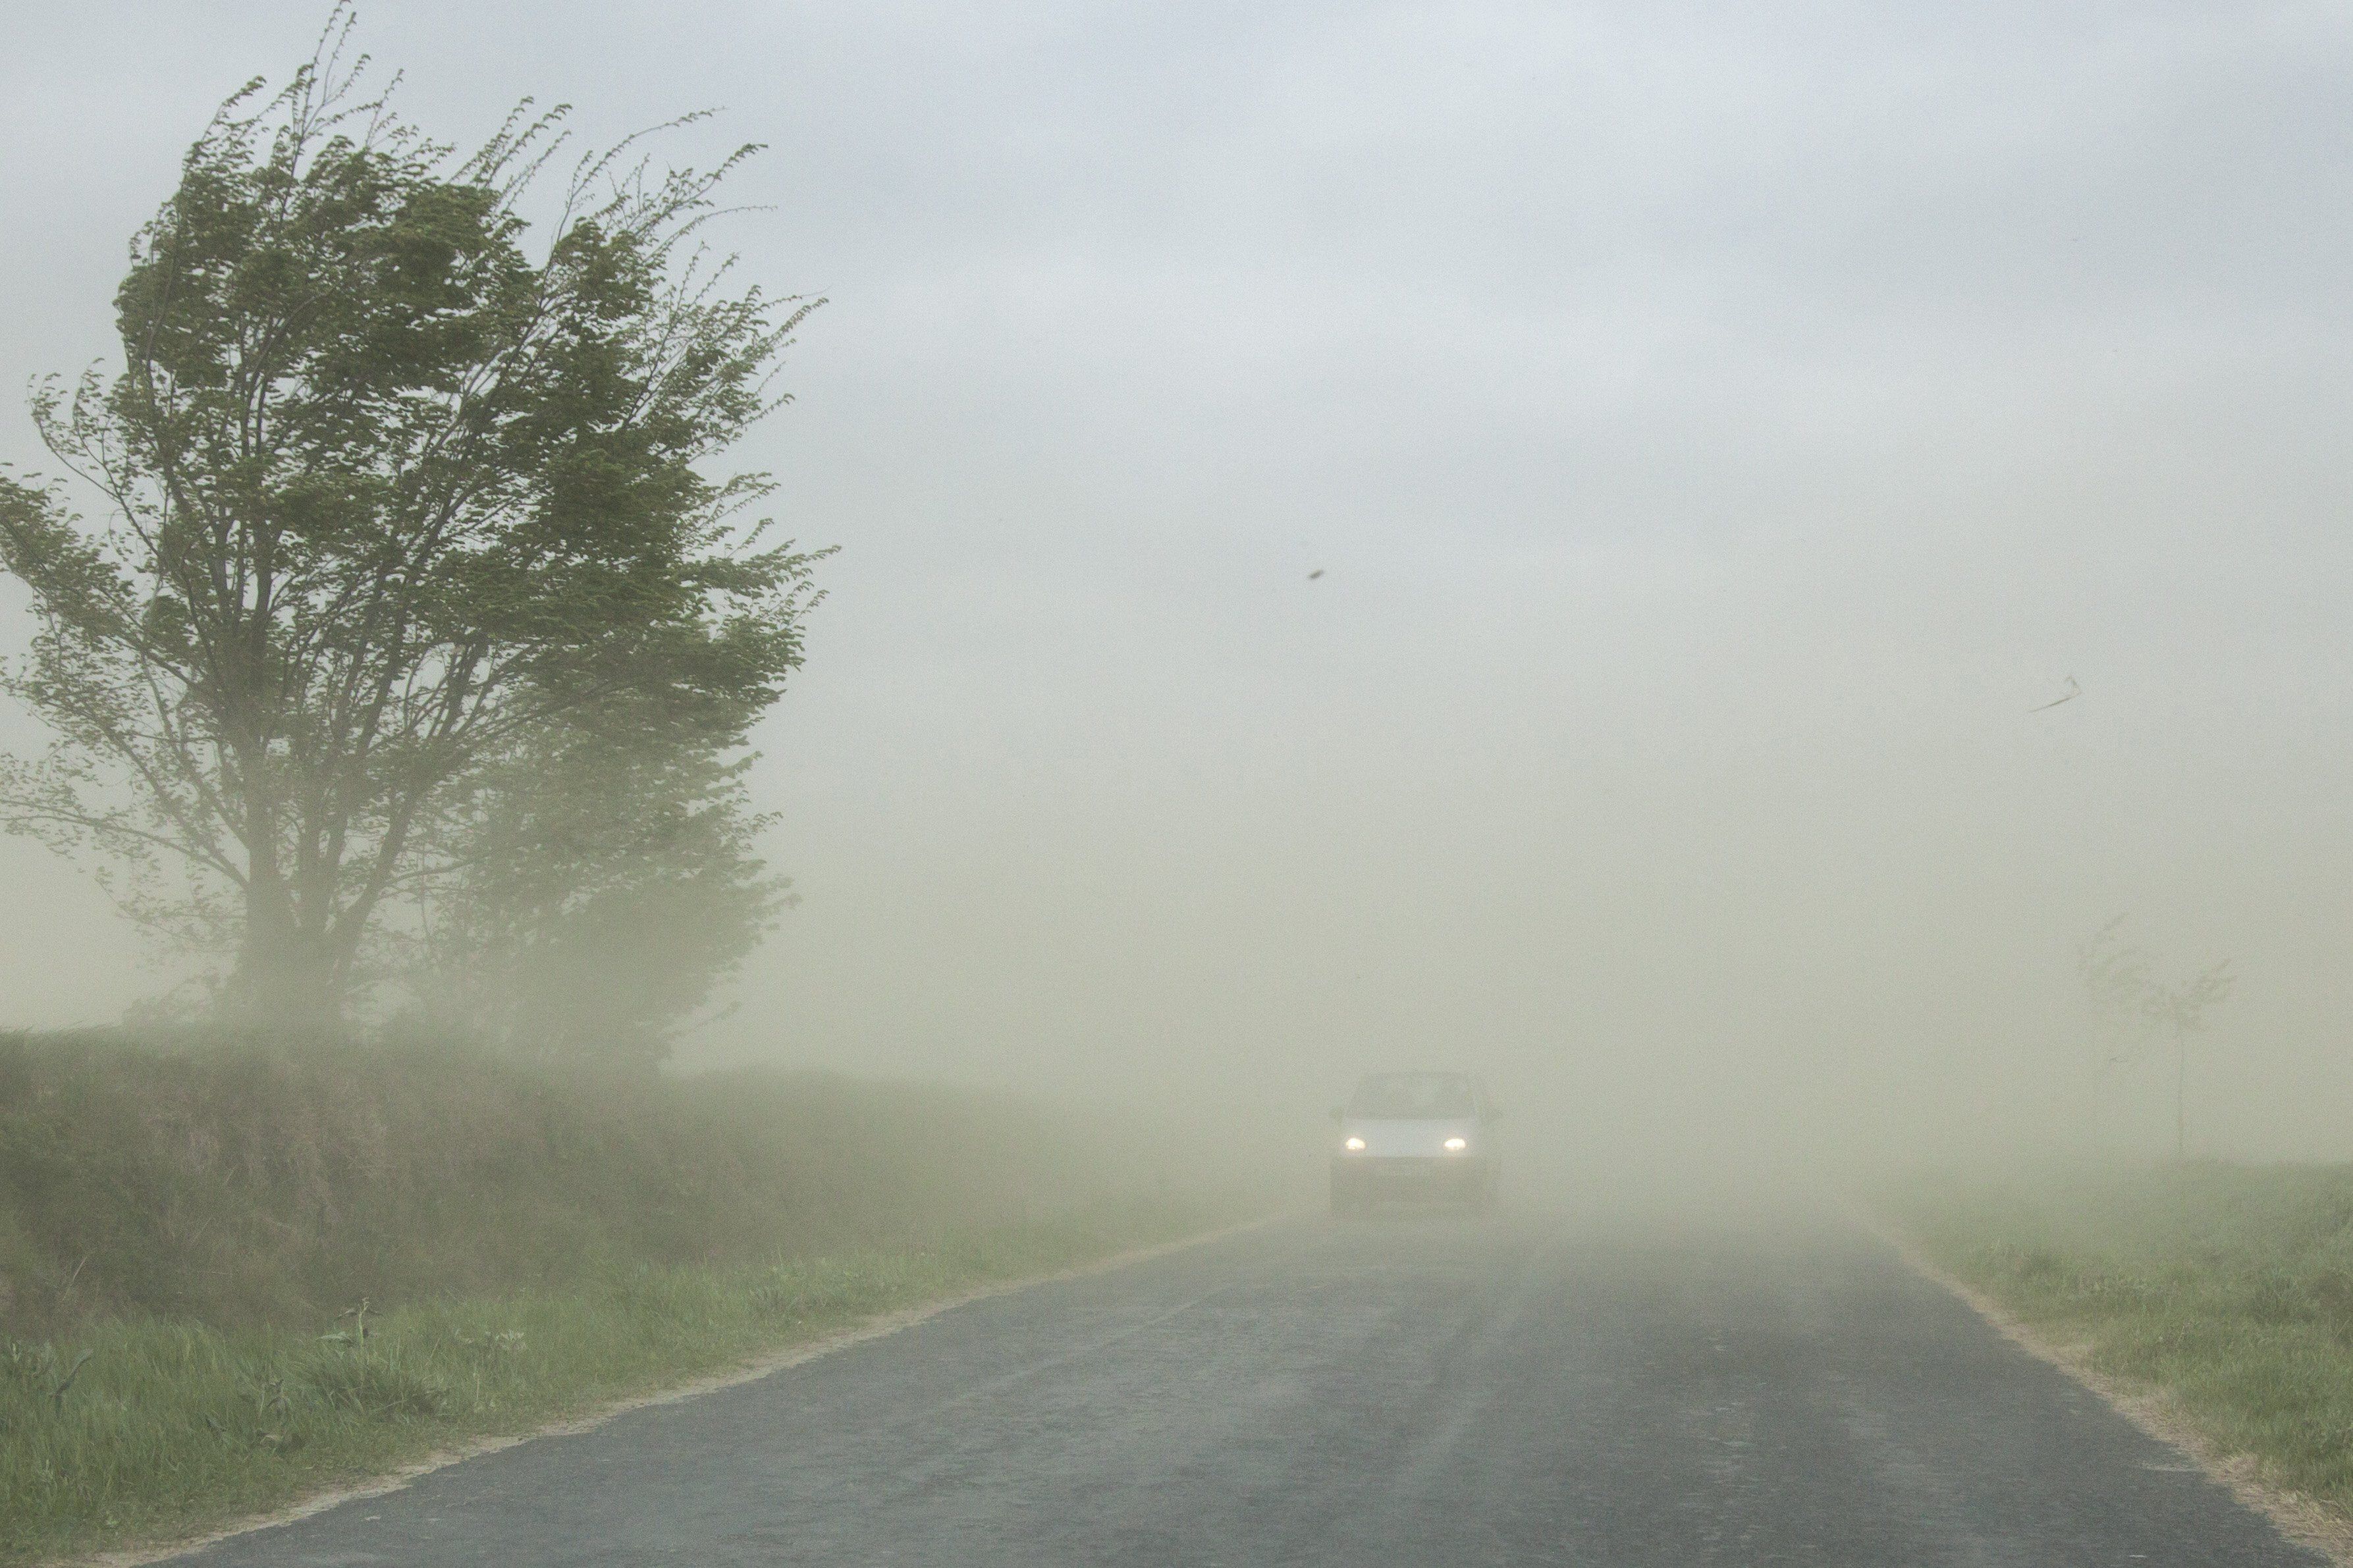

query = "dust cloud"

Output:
[[5, 2, 2351, 1203]]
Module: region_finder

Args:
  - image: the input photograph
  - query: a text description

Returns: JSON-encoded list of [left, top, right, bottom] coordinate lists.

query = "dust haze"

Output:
[[5, 1, 2351, 1199]]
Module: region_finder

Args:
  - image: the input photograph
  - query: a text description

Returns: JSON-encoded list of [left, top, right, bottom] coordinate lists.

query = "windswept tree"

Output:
[[2150, 958, 2236, 1163], [0, 19, 824, 1028], [2072, 917, 2236, 1160], [2074, 915, 2151, 1137]]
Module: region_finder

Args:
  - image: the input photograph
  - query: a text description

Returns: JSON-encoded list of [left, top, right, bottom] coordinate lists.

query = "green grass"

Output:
[[0, 1199, 1235, 1564], [1897, 1163, 2353, 1516], [0, 1030, 1218, 1334], [0, 1030, 1272, 1563]]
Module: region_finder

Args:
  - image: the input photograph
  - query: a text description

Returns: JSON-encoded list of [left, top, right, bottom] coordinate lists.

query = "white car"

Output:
[[1329, 1071, 1501, 1215]]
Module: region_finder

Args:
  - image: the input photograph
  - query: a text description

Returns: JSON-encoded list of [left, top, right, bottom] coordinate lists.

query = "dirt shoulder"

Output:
[[1874, 1170, 2353, 1567]]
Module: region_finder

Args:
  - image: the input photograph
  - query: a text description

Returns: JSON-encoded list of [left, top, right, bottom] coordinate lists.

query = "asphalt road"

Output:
[[175, 1208, 2325, 1567]]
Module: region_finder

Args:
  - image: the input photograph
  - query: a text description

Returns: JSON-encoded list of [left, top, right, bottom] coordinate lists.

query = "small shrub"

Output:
[[294, 1348, 447, 1421]]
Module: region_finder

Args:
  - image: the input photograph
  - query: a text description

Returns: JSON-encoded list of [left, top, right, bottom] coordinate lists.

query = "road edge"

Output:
[[1862, 1209, 2353, 1568], [81, 1212, 1287, 1568]]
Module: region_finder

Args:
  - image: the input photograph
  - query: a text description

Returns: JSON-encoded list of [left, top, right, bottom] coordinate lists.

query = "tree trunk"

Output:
[[2175, 1027, 2188, 1162], [234, 884, 344, 1032]]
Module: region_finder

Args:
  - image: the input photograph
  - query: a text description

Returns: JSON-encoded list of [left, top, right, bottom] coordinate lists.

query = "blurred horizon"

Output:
[[5, 1, 2350, 1177]]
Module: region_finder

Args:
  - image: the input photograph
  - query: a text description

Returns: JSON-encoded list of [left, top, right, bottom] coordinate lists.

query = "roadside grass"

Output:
[[0, 1030, 1219, 1337], [1897, 1163, 2353, 1517], [0, 1197, 1237, 1565], [0, 1031, 1278, 1563]]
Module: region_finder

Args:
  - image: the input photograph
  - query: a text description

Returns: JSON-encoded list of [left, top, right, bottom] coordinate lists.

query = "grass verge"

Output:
[[0, 1195, 1243, 1565], [0, 1031, 1277, 1563], [1895, 1162, 2353, 1530]]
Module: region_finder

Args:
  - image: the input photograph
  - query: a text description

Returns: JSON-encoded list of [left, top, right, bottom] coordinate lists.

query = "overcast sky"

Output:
[[5, 2, 2351, 1170]]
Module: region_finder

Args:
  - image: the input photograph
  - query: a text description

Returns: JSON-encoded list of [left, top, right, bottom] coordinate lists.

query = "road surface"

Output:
[[173, 1208, 2325, 1566]]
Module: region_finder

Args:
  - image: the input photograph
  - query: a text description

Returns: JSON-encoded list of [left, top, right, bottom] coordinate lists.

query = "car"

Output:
[[1329, 1071, 1501, 1216]]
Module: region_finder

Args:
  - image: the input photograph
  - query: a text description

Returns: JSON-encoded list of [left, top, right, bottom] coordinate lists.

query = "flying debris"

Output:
[[1307, 568, 1325, 580], [2030, 675, 2081, 713]]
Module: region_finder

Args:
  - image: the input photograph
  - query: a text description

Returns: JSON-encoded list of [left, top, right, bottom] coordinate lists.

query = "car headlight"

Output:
[[1444, 1137, 1468, 1152], [1342, 1136, 1366, 1152]]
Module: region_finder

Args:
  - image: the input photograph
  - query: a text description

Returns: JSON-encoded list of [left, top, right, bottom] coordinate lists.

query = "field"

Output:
[[1899, 1163, 2353, 1523], [0, 1031, 1268, 1563]]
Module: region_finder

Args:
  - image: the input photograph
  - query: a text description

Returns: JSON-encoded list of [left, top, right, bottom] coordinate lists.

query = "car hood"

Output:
[[1338, 1118, 1479, 1157]]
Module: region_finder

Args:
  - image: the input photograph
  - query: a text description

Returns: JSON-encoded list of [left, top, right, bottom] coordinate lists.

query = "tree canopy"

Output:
[[0, 21, 825, 1035]]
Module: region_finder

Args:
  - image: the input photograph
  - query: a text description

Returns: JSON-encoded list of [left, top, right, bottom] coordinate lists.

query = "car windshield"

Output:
[[1349, 1073, 1474, 1119]]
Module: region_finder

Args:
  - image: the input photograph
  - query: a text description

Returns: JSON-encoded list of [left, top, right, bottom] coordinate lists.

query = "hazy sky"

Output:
[[5, 2, 2351, 1170]]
